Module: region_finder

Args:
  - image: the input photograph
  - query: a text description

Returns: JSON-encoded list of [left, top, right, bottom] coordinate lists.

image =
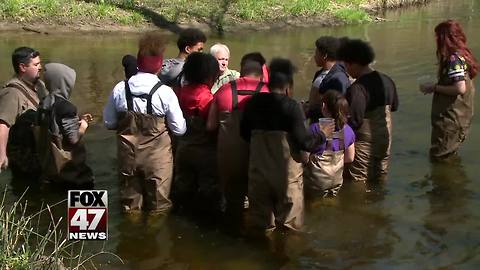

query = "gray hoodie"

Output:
[[40, 63, 80, 143]]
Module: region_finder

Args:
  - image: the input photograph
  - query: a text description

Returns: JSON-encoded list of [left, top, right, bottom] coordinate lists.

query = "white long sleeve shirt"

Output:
[[103, 72, 186, 135]]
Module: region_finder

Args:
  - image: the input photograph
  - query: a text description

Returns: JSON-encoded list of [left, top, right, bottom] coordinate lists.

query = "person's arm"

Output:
[[422, 54, 469, 96], [289, 101, 327, 152], [103, 86, 120, 130], [206, 99, 219, 131], [307, 85, 321, 111], [0, 122, 9, 172], [436, 81, 467, 95], [346, 85, 367, 130], [0, 90, 22, 172], [422, 80, 466, 96], [54, 101, 83, 145], [391, 79, 399, 112], [344, 143, 355, 163], [161, 87, 186, 136]]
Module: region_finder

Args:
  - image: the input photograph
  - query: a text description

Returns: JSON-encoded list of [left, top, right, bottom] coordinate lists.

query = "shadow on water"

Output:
[[298, 180, 395, 269], [415, 157, 478, 269]]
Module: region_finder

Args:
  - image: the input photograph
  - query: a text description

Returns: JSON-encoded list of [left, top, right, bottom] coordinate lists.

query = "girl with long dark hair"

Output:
[[304, 90, 355, 198]]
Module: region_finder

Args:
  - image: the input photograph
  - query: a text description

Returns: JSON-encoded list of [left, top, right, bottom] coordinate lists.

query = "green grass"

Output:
[[0, 0, 421, 30], [333, 7, 371, 23], [0, 0, 145, 25], [232, 0, 370, 23], [0, 189, 122, 269]]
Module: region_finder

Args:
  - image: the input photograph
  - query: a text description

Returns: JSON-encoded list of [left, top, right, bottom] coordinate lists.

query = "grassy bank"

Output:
[[0, 0, 431, 33], [0, 190, 120, 269], [0, 0, 144, 25]]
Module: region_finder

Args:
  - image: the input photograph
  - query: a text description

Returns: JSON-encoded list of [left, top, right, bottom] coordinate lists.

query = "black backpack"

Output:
[[4, 82, 42, 177]]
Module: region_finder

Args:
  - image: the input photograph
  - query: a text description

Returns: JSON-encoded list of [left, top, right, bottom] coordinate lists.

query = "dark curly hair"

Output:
[[337, 39, 375, 66], [177, 28, 207, 53], [268, 58, 297, 90], [315, 36, 340, 60], [183, 52, 220, 85], [241, 52, 266, 67]]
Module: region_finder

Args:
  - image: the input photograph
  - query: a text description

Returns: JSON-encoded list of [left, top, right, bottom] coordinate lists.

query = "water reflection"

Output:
[[299, 182, 394, 269], [418, 158, 474, 269], [114, 214, 182, 269]]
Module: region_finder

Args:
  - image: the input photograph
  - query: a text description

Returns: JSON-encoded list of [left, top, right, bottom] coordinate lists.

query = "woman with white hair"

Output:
[[210, 43, 240, 93]]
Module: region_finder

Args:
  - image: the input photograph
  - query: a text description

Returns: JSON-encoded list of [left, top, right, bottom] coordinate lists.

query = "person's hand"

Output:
[[0, 153, 8, 173], [81, 113, 93, 123], [318, 121, 335, 140], [79, 119, 89, 134], [420, 82, 436, 95]]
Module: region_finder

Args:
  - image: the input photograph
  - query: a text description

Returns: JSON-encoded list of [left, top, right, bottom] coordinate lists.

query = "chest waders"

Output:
[[430, 76, 475, 159], [218, 81, 264, 221], [117, 81, 173, 213], [172, 102, 221, 214], [248, 130, 304, 232], [304, 129, 345, 198], [36, 115, 93, 188], [347, 105, 392, 183]]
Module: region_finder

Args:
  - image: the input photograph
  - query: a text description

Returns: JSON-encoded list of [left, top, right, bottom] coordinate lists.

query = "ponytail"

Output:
[[321, 90, 349, 130]]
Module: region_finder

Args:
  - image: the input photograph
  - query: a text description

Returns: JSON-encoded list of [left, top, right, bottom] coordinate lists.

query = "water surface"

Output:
[[1, 0, 479, 269]]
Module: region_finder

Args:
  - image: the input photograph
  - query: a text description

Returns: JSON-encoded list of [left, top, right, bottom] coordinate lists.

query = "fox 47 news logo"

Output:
[[68, 190, 108, 240]]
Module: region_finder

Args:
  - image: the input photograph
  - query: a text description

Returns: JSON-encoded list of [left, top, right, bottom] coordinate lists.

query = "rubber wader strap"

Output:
[[146, 81, 163, 114], [6, 83, 39, 107], [230, 81, 264, 110]]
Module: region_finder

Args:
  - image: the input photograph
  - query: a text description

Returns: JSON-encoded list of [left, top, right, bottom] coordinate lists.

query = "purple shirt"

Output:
[[309, 123, 355, 155]]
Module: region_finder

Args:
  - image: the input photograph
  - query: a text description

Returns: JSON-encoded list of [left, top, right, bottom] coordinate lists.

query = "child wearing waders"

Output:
[[304, 90, 355, 198], [103, 33, 187, 213]]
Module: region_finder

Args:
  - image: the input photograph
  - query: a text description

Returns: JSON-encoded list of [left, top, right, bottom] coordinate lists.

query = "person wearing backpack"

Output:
[[36, 63, 94, 188], [0, 47, 46, 176], [104, 32, 186, 213], [159, 28, 207, 91]]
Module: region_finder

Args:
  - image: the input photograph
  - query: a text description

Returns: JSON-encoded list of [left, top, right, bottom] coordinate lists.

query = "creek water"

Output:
[[1, 0, 480, 269]]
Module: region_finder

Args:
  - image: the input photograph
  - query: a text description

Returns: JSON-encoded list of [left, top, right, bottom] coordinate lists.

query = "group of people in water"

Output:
[[0, 19, 476, 234]]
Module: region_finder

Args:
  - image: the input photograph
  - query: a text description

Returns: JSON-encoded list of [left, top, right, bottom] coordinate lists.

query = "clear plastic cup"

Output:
[[417, 75, 435, 93], [318, 118, 335, 140]]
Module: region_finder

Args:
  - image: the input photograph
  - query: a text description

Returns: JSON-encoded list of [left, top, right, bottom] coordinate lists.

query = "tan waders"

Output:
[[430, 78, 475, 159], [117, 81, 173, 213], [304, 130, 345, 198], [36, 125, 93, 187], [347, 106, 392, 182], [248, 130, 304, 232], [218, 81, 264, 219]]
